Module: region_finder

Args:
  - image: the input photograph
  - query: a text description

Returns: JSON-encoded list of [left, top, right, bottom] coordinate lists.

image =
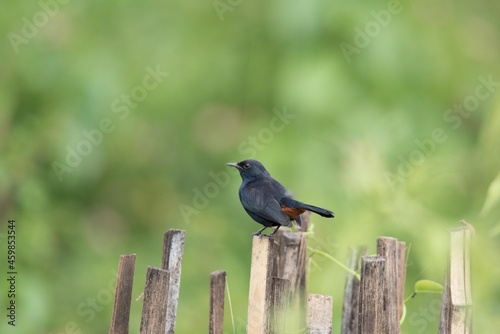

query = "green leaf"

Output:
[[414, 279, 444, 294], [489, 221, 500, 237], [480, 171, 500, 216]]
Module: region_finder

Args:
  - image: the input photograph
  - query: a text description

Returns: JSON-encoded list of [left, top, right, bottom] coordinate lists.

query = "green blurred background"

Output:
[[1, 0, 500, 333]]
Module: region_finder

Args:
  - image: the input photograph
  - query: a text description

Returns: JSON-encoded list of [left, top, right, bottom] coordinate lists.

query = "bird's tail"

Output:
[[281, 197, 334, 218]]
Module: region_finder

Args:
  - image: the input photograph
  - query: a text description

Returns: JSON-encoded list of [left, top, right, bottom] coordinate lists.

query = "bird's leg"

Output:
[[295, 215, 302, 228], [252, 226, 268, 236], [270, 225, 281, 236]]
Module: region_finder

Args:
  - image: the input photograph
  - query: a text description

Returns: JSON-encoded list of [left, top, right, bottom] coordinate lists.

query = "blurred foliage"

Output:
[[1, 0, 500, 333]]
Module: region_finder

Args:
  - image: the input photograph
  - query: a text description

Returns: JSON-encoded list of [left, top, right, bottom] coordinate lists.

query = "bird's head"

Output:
[[226, 159, 270, 180]]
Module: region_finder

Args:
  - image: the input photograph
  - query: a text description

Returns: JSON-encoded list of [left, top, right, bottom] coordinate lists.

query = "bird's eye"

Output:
[[242, 163, 250, 170]]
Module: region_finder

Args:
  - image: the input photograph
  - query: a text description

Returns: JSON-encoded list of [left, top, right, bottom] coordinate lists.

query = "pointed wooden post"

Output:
[[109, 254, 136, 334], [161, 229, 186, 334]]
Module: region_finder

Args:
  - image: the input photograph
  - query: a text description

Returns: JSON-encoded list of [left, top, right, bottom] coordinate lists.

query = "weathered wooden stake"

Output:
[[341, 246, 367, 334], [439, 223, 473, 333], [269, 276, 291, 334], [109, 254, 136, 334], [272, 229, 307, 332], [209, 270, 226, 334], [306, 293, 333, 334], [396, 241, 406, 321], [358, 256, 385, 334], [161, 229, 186, 334], [140, 266, 170, 334], [274, 231, 308, 297], [247, 235, 275, 334], [273, 231, 301, 292], [377, 237, 400, 334]]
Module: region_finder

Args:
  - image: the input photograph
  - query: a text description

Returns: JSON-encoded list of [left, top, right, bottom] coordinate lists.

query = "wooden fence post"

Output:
[[306, 293, 333, 334], [439, 222, 473, 333], [377, 237, 402, 334], [140, 267, 170, 334], [109, 254, 136, 334], [161, 229, 186, 334], [209, 270, 226, 334], [273, 231, 307, 297], [271, 229, 308, 332], [358, 256, 386, 334], [247, 235, 275, 334], [396, 241, 406, 321], [269, 277, 291, 334], [341, 246, 367, 334]]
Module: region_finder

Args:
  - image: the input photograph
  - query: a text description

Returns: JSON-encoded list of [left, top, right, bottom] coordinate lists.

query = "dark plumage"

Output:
[[226, 159, 334, 236]]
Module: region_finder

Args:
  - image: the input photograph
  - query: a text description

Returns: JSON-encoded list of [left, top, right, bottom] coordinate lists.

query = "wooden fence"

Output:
[[107, 222, 473, 334]]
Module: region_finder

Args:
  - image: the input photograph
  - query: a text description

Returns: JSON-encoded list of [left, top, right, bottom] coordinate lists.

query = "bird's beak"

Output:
[[226, 162, 240, 169]]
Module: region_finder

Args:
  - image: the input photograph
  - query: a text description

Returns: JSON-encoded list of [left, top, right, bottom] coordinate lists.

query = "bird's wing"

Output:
[[239, 182, 290, 226]]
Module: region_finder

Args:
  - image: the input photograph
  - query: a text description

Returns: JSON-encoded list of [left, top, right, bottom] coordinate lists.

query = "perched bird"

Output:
[[226, 159, 334, 236]]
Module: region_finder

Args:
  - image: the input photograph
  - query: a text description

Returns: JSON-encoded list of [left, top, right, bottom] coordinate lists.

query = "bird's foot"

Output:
[[252, 226, 268, 236], [252, 232, 274, 238]]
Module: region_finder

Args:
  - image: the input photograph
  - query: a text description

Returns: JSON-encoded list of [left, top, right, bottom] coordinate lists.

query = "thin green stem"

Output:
[[226, 278, 236, 334], [400, 303, 407, 325], [308, 247, 361, 281], [404, 292, 417, 304]]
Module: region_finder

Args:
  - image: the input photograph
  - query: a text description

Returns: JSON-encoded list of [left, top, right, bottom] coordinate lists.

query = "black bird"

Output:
[[226, 159, 334, 236]]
